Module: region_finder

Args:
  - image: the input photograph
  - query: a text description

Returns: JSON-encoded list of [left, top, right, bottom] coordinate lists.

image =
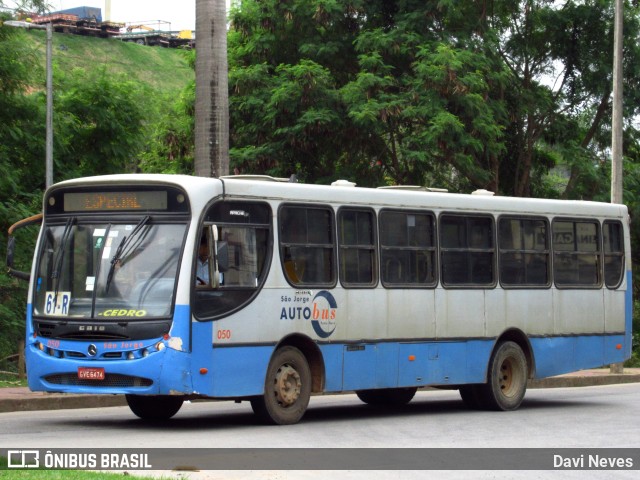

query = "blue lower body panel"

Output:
[[530, 334, 627, 379], [322, 340, 494, 392]]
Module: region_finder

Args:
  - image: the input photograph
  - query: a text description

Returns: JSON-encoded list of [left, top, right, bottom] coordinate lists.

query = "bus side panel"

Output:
[[604, 286, 627, 334], [530, 334, 625, 378], [503, 290, 553, 336], [603, 335, 627, 365], [342, 343, 399, 390], [465, 339, 495, 382], [435, 289, 485, 338], [625, 270, 633, 359], [553, 290, 604, 335], [397, 340, 492, 387], [167, 304, 192, 352], [319, 344, 344, 392], [208, 345, 274, 397], [530, 337, 575, 378], [190, 319, 213, 395]]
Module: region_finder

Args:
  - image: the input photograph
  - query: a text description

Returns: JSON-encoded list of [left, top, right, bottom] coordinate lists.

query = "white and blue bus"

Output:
[[11, 174, 632, 424]]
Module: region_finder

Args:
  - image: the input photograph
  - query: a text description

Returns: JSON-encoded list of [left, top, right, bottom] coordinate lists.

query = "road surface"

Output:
[[1, 383, 638, 479]]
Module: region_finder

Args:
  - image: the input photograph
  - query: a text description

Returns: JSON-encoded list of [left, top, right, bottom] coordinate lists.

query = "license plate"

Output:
[[78, 367, 105, 380]]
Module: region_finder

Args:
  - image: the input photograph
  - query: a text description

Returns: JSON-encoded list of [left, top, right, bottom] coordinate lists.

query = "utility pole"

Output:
[[194, 0, 229, 178], [45, 22, 53, 188], [610, 0, 624, 374], [4, 20, 53, 187]]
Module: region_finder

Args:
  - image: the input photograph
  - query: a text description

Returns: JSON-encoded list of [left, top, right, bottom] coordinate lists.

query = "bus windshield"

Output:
[[32, 220, 186, 319]]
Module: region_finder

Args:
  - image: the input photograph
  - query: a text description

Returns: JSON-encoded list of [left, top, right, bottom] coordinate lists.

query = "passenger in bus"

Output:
[[196, 236, 210, 286]]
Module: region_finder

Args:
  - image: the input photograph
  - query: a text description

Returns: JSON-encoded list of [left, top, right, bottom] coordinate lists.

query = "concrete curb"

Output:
[[528, 370, 640, 389], [0, 391, 126, 413], [1, 369, 639, 413]]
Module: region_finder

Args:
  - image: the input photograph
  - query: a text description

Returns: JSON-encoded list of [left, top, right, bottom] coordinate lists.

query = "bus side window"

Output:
[[440, 214, 494, 286], [280, 205, 335, 287], [498, 217, 550, 287], [194, 201, 272, 319], [380, 210, 436, 287], [553, 219, 601, 287], [196, 232, 213, 287], [338, 208, 377, 286]]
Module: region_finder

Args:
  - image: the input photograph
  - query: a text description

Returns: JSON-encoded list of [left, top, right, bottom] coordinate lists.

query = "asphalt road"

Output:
[[1, 383, 639, 479]]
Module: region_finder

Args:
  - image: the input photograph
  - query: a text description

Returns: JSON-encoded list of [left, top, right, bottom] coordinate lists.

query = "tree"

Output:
[[53, 66, 150, 179], [0, 13, 45, 369], [226, 0, 640, 199], [194, 0, 229, 177], [0, 19, 170, 367], [0, 1, 48, 13], [139, 51, 196, 175], [227, 1, 512, 188]]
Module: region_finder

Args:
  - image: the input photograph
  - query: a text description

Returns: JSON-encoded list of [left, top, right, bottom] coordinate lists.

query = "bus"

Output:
[[9, 174, 632, 424]]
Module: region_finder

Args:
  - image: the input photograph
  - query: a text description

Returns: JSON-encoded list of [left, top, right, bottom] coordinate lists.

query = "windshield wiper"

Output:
[[104, 216, 151, 293], [51, 217, 76, 308]]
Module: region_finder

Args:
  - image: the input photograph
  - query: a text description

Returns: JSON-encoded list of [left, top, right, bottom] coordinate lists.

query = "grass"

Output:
[[0, 471, 177, 479], [21, 29, 193, 96], [0, 377, 27, 388]]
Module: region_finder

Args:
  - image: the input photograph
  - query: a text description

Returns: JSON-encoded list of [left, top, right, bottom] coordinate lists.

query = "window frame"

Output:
[[278, 203, 337, 288], [193, 200, 273, 321], [337, 206, 378, 288], [497, 215, 551, 289], [552, 217, 602, 289], [439, 213, 496, 288], [603, 220, 625, 289], [379, 208, 437, 288]]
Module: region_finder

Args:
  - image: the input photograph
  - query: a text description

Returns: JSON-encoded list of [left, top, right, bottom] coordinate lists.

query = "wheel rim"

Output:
[[273, 364, 301, 407], [499, 356, 519, 398]]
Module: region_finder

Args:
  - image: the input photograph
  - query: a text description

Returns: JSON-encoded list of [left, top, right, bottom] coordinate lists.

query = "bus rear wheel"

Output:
[[356, 387, 417, 406], [250, 346, 311, 425], [475, 341, 528, 411], [125, 394, 184, 420]]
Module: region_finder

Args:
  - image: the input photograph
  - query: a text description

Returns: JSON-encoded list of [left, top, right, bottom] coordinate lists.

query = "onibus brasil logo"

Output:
[[279, 290, 338, 338]]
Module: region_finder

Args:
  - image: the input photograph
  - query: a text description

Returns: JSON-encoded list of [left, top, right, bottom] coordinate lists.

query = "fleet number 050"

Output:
[[217, 329, 231, 340]]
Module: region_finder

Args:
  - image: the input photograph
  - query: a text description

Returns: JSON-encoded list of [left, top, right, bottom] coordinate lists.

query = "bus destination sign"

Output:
[[63, 191, 168, 212]]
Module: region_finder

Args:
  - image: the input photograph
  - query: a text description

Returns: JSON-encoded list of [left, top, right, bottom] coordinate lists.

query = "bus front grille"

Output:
[[44, 373, 153, 388]]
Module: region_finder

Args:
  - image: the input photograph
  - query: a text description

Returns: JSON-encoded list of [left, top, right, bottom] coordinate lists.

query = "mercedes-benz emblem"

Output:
[[87, 344, 97, 357]]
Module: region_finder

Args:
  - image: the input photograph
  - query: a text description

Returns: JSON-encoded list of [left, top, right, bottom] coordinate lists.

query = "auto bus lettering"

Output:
[[278, 290, 338, 338], [310, 290, 337, 338]]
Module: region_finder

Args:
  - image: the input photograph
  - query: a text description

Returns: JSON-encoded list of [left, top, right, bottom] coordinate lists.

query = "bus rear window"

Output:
[[603, 221, 624, 289]]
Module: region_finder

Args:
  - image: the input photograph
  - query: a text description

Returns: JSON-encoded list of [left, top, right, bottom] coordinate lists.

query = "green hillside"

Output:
[[22, 28, 193, 95]]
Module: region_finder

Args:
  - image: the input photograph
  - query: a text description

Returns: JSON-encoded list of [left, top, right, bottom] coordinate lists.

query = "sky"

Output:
[[52, 1, 197, 31]]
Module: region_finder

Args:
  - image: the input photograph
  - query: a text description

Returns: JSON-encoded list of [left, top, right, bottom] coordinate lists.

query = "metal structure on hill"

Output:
[[23, 6, 192, 48]]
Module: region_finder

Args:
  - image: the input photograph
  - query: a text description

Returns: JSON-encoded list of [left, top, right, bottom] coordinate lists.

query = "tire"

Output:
[[126, 394, 184, 420], [356, 390, 387, 405], [475, 341, 528, 411], [459, 385, 483, 409], [356, 387, 417, 406], [250, 346, 311, 425]]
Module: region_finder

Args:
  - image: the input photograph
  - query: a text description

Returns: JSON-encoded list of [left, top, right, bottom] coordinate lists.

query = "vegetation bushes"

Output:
[[1, 1, 640, 369]]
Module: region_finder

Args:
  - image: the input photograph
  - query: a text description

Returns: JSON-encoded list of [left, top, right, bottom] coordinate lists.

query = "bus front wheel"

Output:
[[125, 394, 184, 420], [250, 346, 311, 425], [476, 341, 528, 411]]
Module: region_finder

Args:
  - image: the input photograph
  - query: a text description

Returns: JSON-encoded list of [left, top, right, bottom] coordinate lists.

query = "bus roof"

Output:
[[49, 173, 628, 219]]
